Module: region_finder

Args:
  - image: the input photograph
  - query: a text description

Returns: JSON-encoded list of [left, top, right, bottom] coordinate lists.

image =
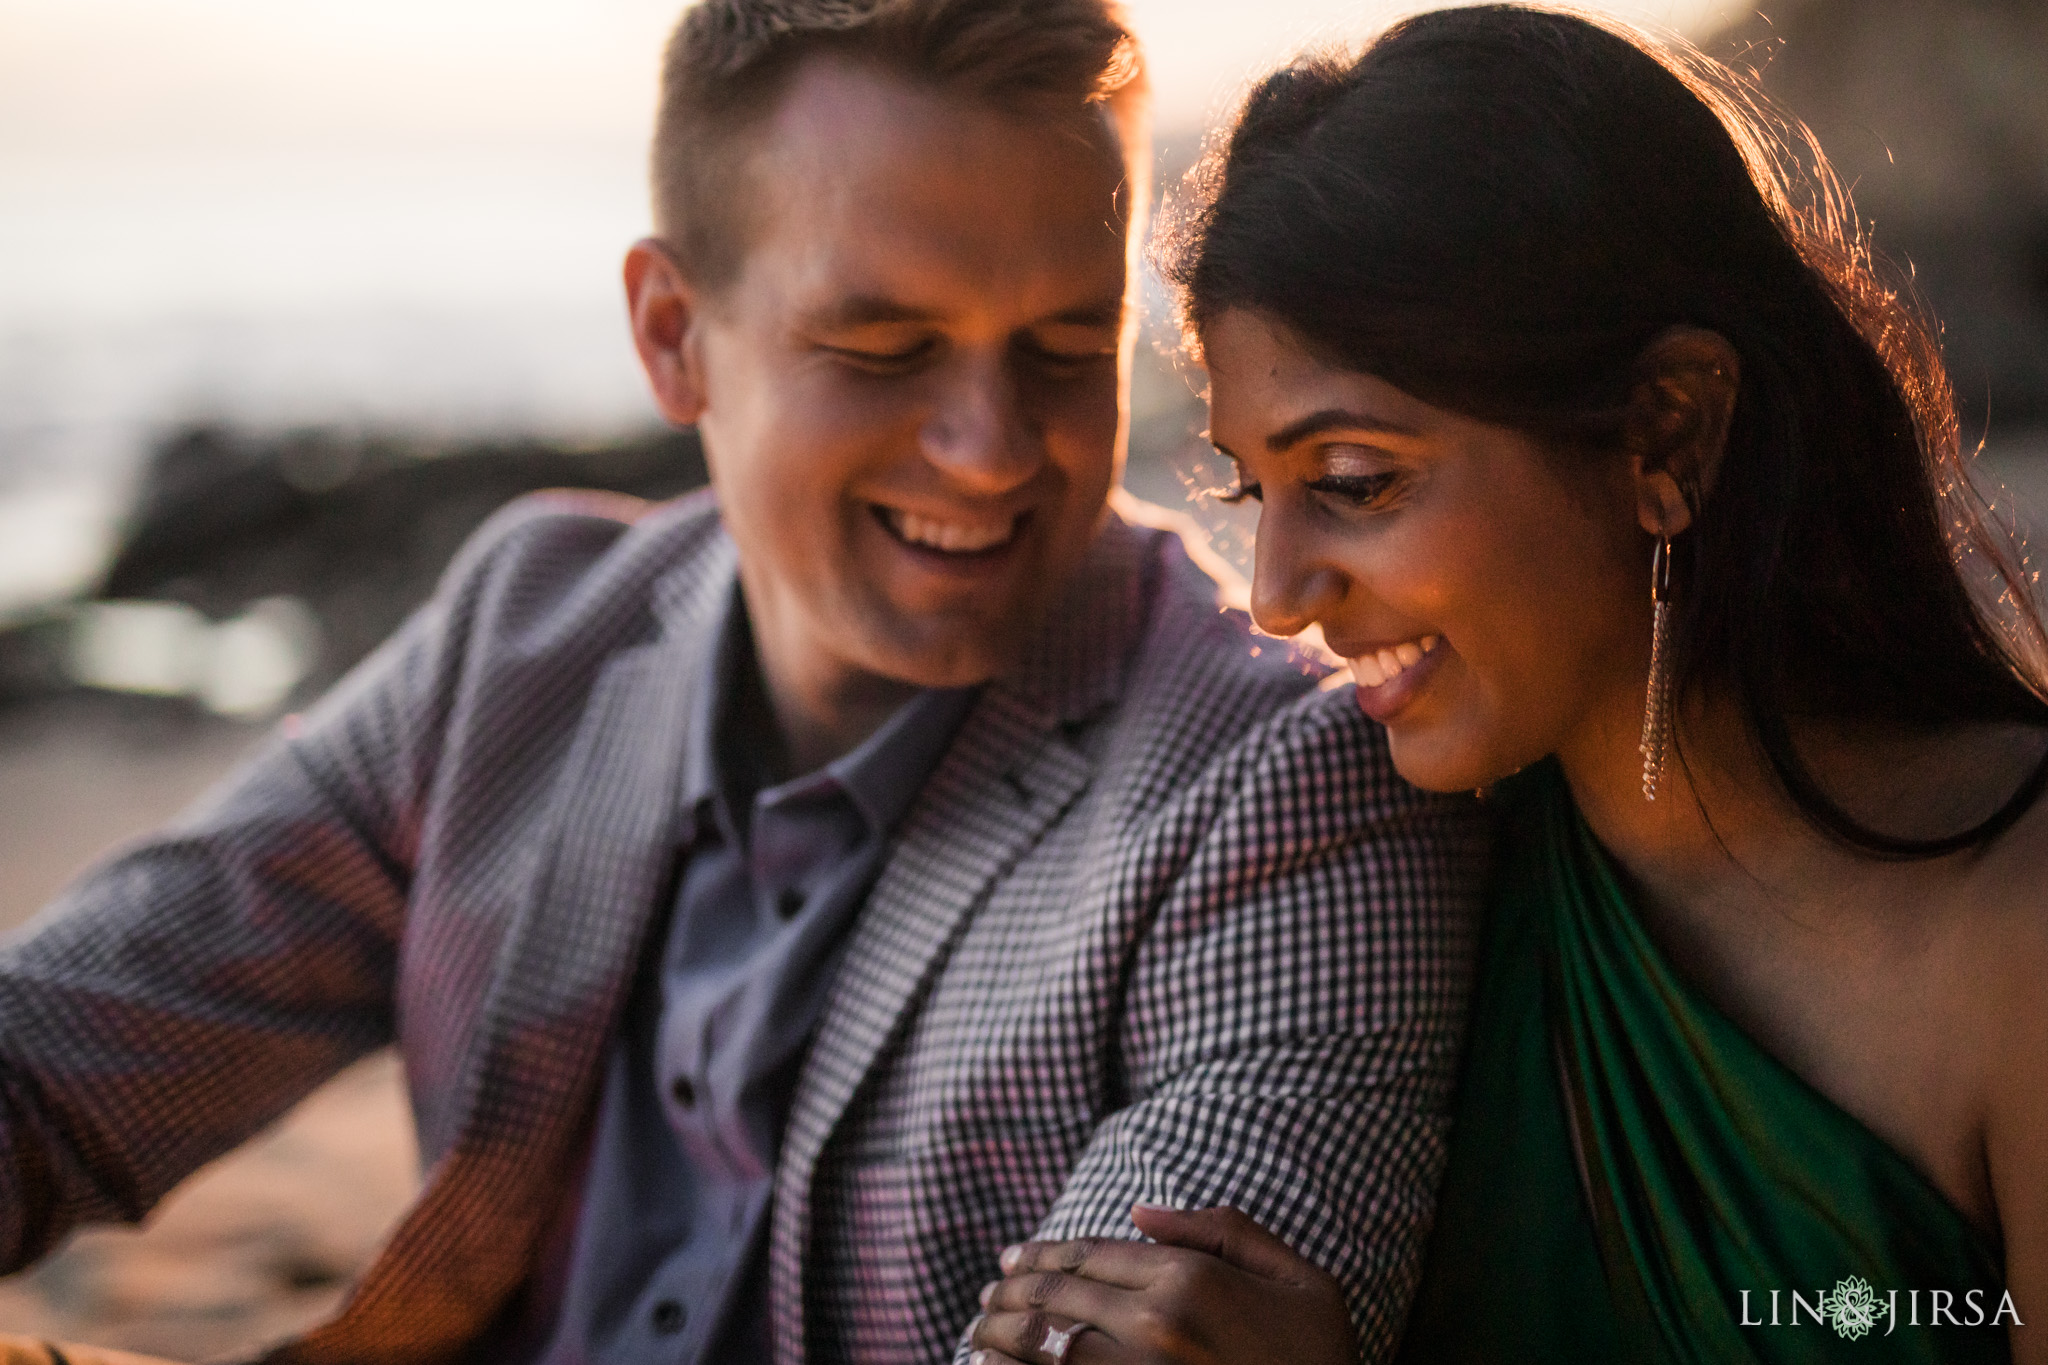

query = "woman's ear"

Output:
[[624, 238, 712, 427], [1625, 325, 1741, 538]]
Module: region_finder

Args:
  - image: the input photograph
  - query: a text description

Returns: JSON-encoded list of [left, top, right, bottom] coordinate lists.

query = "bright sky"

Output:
[[0, 0, 1754, 321], [0, 0, 1747, 151]]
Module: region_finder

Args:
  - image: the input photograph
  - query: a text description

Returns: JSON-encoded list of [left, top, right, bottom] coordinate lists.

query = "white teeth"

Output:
[[883, 508, 1018, 553], [1353, 634, 1442, 689]]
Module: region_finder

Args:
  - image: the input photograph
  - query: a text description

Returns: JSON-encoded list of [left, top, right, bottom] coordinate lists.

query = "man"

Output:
[[0, 2, 1484, 1362]]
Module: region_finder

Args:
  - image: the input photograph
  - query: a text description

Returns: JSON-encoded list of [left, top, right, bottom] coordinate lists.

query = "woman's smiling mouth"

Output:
[[1343, 633, 1447, 724], [1350, 634, 1443, 687]]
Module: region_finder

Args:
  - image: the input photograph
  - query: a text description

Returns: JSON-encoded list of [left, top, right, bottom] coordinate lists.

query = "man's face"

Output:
[[638, 56, 1134, 721]]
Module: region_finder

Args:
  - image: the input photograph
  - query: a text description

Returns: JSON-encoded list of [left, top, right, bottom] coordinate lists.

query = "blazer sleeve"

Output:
[[0, 497, 577, 1274], [1020, 692, 1486, 1362]]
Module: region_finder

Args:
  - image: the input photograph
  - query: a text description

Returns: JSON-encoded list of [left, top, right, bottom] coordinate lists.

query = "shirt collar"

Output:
[[819, 683, 978, 835], [677, 582, 748, 823], [678, 584, 977, 842]]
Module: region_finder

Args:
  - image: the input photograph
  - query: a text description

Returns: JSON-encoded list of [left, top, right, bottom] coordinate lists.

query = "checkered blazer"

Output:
[[0, 490, 1485, 1363]]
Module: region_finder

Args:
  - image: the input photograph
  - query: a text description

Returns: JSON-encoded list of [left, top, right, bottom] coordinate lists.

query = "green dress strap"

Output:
[[1397, 763, 2010, 1363]]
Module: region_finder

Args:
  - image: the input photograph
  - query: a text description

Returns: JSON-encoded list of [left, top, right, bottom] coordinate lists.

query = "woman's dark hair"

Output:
[[1161, 3, 2048, 857]]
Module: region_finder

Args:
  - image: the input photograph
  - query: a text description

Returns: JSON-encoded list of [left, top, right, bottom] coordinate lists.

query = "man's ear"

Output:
[[624, 238, 712, 427], [1625, 325, 1741, 538]]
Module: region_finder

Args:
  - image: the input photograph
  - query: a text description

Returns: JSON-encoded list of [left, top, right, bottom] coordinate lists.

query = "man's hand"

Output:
[[966, 1206, 1360, 1365]]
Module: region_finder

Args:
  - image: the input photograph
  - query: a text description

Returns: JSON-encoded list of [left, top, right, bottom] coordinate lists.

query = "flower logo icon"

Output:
[[1823, 1276, 1882, 1340]]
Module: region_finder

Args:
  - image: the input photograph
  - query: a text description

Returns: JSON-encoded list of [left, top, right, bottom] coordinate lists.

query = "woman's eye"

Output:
[[1215, 479, 1263, 505], [1308, 472, 1399, 506]]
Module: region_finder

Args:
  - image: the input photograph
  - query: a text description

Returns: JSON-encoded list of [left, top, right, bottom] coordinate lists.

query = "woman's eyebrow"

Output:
[[1268, 407, 1419, 452]]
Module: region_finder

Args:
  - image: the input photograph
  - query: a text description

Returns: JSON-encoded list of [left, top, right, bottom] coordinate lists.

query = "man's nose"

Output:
[[917, 353, 1040, 493], [1250, 502, 1349, 640]]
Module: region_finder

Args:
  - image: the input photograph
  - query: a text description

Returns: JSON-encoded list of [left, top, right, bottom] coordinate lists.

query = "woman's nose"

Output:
[[1250, 506, 1349, 639]]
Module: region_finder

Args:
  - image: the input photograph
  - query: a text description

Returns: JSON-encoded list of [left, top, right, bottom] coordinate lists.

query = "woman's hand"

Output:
[[966, 1205, 1359, 1365]]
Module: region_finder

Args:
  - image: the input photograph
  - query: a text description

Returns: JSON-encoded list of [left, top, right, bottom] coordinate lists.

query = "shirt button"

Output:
[[776, 887, 805, 920], [652, 1299, 687, 1336], [671, 1075, 696, 1108]]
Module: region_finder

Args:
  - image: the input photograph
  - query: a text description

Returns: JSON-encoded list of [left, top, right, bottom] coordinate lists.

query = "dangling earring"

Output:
[[1639, 535, 1675, 801]]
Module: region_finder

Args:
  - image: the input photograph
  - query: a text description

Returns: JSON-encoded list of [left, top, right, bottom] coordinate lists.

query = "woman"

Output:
[[968, 5, 2048, 1362]]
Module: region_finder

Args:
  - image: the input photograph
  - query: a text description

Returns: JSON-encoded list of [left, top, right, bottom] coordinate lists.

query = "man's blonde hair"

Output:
[[653, 0, 1148, 290]]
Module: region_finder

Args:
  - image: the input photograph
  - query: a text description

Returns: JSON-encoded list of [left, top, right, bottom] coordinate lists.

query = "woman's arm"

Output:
[[968, 1206, 1359, 1365]]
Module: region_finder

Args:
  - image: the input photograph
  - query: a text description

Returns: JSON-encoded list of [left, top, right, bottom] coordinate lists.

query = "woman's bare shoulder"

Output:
[[1953, 755, 2048, 1262], [1968, 793, 2048, 1345]]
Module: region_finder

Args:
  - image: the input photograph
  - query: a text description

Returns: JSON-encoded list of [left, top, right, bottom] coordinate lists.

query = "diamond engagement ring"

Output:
[[1041, 1321, 1091, 1363]]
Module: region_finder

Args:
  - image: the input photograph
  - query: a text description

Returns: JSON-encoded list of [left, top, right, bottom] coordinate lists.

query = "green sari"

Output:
[[1397, 763, 2010, 1363]]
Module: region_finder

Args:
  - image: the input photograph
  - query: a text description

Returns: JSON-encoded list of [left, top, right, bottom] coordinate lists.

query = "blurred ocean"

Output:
[[0, 301, 662, 615], [0, 143, 666, 619]]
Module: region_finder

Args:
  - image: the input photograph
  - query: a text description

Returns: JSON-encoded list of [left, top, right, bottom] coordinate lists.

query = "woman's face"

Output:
[[1203, 308, 1656, 793]]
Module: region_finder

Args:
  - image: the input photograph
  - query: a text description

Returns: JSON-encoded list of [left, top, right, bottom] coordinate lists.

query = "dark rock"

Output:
[[91, 424, 709, 701]]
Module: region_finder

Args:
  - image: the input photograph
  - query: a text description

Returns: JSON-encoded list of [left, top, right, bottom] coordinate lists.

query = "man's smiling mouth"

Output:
[[873, 505, 1026, 555]]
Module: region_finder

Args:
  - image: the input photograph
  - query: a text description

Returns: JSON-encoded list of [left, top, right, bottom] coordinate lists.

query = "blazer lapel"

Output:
[[767, 518, 1150, 1361], [273, 538, 736, 1365]]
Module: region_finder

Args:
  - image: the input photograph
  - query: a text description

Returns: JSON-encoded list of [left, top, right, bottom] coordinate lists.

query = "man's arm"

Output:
[[1007, 692, 1485, 1359], [0, 497, 582, 1273], [0, 633, 441, 1272]]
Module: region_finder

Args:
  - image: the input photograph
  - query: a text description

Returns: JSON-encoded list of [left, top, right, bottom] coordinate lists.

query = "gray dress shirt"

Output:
[[498, 590, 976, 1363]]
